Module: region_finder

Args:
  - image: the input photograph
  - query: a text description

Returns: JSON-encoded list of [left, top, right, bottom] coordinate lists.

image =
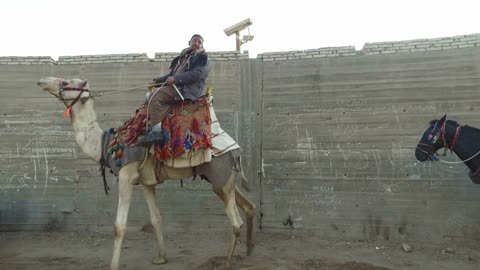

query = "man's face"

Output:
[[189, 36, 203, 50]]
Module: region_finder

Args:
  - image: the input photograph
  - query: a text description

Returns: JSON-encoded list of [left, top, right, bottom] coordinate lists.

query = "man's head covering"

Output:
[[190, 34, 204, 44]]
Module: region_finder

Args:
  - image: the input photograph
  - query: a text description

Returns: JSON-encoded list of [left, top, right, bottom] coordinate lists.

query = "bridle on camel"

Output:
[[55, 80, 114, 194], [57, 79, 90, 118]]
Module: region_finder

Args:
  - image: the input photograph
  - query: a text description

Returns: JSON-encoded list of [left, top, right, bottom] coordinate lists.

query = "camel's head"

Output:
[[37, 77, 90, 101]]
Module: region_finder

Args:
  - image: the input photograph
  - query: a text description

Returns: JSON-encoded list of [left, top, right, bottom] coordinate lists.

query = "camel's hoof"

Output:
[[152, 256, 167, 265]]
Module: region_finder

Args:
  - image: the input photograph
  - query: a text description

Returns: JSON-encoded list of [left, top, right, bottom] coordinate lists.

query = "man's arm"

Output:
[[173, 64, 209, 85], [153, 74, 169, 84], [153, 56, 180, 84]]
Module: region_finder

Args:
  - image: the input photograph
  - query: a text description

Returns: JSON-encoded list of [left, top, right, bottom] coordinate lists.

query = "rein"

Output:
[[90, 83, 168, 98], [91, 85, 149, 97], [436, 150, 480, 164], [58, 82, 164, 117]]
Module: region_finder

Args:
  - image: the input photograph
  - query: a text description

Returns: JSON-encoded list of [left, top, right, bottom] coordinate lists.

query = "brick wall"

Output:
[[2, 33, 478, 64], [258, 32, 480, 61]]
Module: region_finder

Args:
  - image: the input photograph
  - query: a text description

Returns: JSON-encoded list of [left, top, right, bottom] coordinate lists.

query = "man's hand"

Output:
[[166, 76, 176, 85], [147, 81, 157, 90]]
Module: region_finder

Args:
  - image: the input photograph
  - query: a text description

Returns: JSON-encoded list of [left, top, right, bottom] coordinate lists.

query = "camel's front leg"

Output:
[[214, 172, 243, 270], [142, 185, 167, 264], [110, 168, 138, 270]]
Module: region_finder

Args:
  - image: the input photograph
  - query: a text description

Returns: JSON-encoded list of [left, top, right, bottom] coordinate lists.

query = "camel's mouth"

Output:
[[36, 78, 61, 94], [36, 80, 47, 89]]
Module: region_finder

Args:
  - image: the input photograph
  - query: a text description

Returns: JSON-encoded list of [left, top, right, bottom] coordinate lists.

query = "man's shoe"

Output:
[[138, 130, 164, 146]]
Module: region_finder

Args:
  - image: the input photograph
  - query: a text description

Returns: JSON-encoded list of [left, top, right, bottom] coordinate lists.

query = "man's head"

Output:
[[189, 34, 204, 50]]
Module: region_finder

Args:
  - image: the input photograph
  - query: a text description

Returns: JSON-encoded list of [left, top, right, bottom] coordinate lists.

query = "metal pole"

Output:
[[235, 32, 241, 52]]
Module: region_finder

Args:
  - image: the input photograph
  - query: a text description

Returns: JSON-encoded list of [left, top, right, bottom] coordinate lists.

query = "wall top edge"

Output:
[[1, 33, 479, 63]]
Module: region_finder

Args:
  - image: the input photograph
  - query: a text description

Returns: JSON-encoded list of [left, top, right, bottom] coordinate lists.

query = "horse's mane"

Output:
[[428, 119, 459, 126], [428, 119, 480, 133]]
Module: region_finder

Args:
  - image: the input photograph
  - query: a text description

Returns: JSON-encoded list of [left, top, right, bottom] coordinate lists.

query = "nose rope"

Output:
[[91, 84, 160, 97]]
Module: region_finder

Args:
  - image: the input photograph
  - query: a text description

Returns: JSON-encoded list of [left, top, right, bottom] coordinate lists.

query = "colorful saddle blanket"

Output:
[[100, 104, 148, 175], [102, 98, 212, 173], [155, 96, 212, 160]]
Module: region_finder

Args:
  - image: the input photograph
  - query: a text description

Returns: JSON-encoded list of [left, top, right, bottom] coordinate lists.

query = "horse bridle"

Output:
[[417, 120, 461, 159]]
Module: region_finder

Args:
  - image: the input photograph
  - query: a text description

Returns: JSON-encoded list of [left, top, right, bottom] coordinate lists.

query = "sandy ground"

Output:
[[0, 229, 479, 270]]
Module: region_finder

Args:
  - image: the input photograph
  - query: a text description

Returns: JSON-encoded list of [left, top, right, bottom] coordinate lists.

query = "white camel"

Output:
[[36, 77, 255, 270]]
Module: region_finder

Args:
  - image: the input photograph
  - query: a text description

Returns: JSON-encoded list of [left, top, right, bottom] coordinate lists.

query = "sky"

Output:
[[0, 0, 478, 60]]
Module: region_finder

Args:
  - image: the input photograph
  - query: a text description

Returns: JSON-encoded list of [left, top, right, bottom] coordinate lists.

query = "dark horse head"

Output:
[[415, 114, 449, 161], [415, 114, 480, 184]]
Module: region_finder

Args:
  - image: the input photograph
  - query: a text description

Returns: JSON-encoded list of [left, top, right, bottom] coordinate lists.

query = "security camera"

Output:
[[242, 35, 254, 42], [223, 18, 253, 36]]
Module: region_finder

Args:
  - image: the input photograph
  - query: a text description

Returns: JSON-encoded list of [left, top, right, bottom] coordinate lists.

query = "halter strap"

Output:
[[61, 87, 90, 92], [63, 89, 86, 118], [450, 126, 461, 151]]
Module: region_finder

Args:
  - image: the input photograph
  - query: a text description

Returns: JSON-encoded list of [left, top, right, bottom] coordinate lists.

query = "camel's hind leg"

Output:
[[110, 166, 138, 270], [235, 186, 256, 255], [142, 185, 167, 264], [213, 172, 243, 270]]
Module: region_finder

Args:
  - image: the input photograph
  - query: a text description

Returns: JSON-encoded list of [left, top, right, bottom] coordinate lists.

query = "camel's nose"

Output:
[[36, 81, 41, 86]]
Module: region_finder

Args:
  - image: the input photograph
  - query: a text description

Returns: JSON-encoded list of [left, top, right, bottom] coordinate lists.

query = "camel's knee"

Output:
[[245, 204, 256, 217], [233, 225, 242, 237], [114, 224, 126, 239], [149, 210, 161, 223]]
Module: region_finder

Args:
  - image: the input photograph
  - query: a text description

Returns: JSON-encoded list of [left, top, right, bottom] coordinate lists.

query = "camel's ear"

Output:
[[62, 80, 69, 86]]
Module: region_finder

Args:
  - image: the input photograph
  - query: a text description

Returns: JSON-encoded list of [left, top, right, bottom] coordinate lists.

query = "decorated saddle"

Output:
[[99, 104, 149, 175], [155, 96, 213, 168], [100, 95, 235, 174]]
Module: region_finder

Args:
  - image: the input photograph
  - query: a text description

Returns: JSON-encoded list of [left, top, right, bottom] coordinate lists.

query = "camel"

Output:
[[36, 77, 255, 270]]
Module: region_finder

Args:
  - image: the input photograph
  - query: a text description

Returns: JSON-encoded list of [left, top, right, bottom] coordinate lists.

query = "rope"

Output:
[[91, 83, 165, 97], [415, 143, 480, 164], [436, 149, 480, 164]]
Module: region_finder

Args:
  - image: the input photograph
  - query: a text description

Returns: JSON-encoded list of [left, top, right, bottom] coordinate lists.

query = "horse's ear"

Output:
[[436, 114, 447, 127], [432, 114, 447, 130], [439, 114, 447, 123]]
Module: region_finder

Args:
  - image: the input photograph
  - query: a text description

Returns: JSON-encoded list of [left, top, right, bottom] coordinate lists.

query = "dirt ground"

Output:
[[0, 229, 479, 270]]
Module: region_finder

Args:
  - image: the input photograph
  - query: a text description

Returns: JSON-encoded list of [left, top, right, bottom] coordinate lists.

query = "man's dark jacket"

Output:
[[154, 49, 209, 101]]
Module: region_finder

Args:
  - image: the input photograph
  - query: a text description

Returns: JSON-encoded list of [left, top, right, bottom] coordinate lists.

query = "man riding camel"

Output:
[[139, 34, 209, 145]]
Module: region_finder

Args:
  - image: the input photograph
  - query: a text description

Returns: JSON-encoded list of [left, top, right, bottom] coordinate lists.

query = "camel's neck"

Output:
[[70, 99, 103, 162]]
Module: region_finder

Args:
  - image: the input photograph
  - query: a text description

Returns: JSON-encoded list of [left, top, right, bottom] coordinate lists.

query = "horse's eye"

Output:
[[427, 134, 433, 140]]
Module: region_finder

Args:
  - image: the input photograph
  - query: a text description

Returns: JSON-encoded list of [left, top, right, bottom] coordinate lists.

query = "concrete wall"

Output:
[[0, 52, 258, 232], [1, 33, 480, 246], [259, 33, 480, 245]]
